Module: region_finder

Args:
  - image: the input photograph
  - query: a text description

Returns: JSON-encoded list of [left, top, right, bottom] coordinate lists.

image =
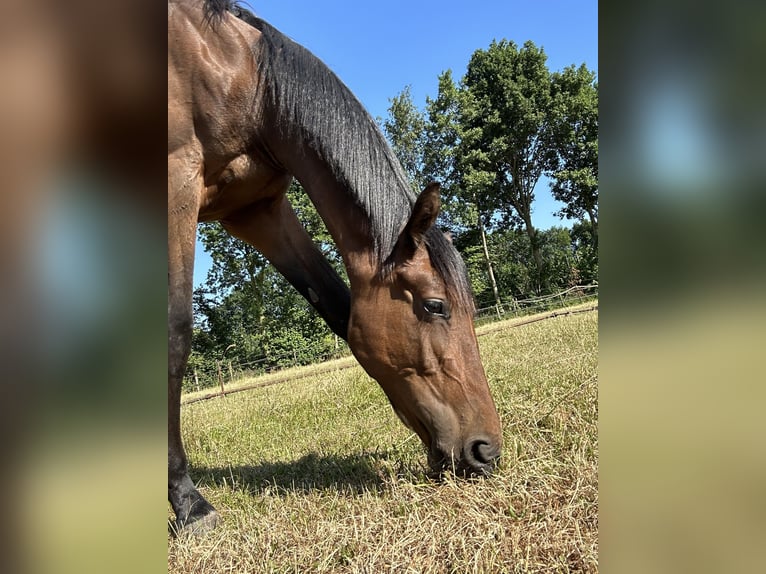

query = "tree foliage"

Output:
[[381, 85, 426, 192], [392, 40, 598, 297], [549, 65, 599, 240], [458, 40, 558, 289]]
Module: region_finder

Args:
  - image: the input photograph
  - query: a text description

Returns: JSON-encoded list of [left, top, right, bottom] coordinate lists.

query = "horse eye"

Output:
[[423, 299, 449, 318]]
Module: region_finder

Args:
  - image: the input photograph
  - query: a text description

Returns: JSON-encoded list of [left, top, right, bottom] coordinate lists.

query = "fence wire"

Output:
[[185, 283, 598, 393]]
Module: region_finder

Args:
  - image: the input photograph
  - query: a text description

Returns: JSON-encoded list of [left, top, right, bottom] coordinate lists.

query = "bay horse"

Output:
[[168, 0, 502, 531]]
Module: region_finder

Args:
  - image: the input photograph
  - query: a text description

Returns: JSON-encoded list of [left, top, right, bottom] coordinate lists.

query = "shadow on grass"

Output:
[[192, 451, 411, 496]]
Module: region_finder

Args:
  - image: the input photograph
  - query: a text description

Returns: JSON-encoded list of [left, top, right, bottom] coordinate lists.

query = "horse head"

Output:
[[347, 184, 502, 476]]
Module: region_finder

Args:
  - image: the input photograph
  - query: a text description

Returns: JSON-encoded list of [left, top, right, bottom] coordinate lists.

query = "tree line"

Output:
[[187, 39, 598, 391]]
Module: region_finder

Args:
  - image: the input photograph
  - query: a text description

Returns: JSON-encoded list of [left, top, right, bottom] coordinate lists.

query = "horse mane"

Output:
[[203, 0, 258, 27], [201, 0, 474, 312]]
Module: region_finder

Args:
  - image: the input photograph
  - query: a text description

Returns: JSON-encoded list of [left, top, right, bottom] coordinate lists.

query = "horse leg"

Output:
[[167, 168, 218, 533], [222, 196, 351, 339]]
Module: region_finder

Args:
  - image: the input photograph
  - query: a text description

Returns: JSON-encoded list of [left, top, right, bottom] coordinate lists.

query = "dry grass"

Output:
[[168, 304, 598, 573]]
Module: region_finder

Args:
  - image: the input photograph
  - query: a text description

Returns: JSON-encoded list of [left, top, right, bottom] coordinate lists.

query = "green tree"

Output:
[[569, 220, 598, 285], [381, 85, 427, 191], [549, 65, 599, 242], [538, 227, 577, 291], [423, 71, 506, 315], [383, 42, 598, 301], [382, 75, 506, 316], [465, 226, 577, 304], [286, 180, 345, 277], [459, 40, 558, 293], [422, 71, 462, 221], [483, 228, 533, 300]]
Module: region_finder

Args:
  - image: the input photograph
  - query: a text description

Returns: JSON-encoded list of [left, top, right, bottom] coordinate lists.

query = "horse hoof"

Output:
[[171, 509, 219, 537]]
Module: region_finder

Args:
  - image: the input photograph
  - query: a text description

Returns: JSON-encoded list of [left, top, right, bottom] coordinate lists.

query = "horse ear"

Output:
[[404, 183, 441, 248]]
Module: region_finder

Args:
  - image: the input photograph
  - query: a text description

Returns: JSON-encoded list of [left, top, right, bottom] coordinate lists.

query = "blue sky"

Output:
[[194, 0, 598, 287]]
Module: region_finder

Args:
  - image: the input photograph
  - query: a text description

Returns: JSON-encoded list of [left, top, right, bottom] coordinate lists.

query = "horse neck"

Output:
[[279, 149, 382, 286]]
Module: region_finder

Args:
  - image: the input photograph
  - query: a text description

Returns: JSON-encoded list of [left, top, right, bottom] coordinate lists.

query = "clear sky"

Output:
[[194, 0, 598, 288]]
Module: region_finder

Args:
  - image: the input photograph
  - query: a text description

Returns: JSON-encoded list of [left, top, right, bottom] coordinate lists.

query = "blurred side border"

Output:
[[0, 1, 166, 573], [0, 0, 764, 572], [600, 0, 765, 572]]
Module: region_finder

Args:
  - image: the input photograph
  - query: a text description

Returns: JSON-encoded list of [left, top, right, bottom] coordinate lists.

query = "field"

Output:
[[168, 302, 598, 573]]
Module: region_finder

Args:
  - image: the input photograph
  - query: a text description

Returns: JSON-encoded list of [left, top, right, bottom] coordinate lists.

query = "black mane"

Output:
[[203, 0, 259, 27], [202, 0, 474, 311]]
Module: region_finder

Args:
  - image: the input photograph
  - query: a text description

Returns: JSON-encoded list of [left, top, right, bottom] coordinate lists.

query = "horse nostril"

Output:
[[468, 437, 500, 466]]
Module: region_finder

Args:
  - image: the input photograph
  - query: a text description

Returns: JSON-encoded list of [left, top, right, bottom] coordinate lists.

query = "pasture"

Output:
[[168, 302, 598, 573]]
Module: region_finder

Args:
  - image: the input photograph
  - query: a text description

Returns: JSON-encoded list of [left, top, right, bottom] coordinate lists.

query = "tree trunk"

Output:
[[587, 208, 598, 247], [478, 214, 504, 319], [521, 212, 544, 293]]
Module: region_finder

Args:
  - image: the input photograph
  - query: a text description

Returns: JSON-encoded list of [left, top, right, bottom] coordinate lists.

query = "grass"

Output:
[[168, 302, 598, 573]]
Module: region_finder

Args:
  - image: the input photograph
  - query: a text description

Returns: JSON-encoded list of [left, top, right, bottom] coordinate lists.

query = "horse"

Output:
[[168, 0, 502, 531]]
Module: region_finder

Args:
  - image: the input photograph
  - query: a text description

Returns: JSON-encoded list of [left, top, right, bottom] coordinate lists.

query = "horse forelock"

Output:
[[423, 228, 476, 314], [202, 0, 232, 24], [202, 0, 260, 29]]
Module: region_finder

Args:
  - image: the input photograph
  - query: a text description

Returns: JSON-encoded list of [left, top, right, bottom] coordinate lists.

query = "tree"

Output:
[[537, 227, 577, 291], [459, 40, 558, 293], [549, 65, 599, 243], [422, 71, 461, 216], [383, 77, 506, 316], [381, 85, 427, 191], [569, 220, 598, 285], [382, 42, 598, 300], [423, 71, 506, 315]]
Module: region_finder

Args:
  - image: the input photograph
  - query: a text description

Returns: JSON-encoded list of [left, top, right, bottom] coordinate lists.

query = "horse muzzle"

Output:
[[428, 435, 501, 478]]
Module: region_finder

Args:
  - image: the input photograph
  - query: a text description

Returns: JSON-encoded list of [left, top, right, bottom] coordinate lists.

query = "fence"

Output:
[[185, 283, 598, 393], [474, 283, 598, 326], [186, 336, 347, 394]]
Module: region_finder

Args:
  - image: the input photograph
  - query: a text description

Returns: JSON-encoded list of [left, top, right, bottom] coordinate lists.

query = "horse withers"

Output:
[[168, 0, 502, 531]]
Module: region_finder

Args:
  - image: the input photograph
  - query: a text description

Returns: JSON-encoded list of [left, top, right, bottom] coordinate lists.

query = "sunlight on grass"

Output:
[[169, 304, 598, 573]]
